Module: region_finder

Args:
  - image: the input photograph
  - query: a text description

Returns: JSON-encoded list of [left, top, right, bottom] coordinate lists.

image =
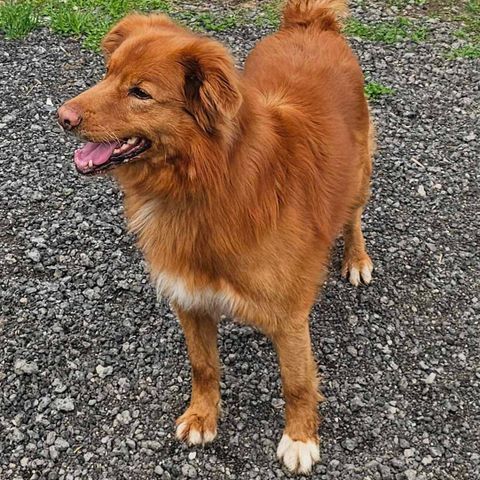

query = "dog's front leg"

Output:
[[174, 306, 220, 445], [272, 318, 323, 474]]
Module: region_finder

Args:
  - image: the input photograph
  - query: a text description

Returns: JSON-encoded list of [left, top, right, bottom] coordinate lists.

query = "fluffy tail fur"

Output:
[[282, 0, 348, 31]]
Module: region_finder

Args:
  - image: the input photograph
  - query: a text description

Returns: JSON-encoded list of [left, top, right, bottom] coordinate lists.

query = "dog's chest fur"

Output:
[[129, 200, 239, 313]]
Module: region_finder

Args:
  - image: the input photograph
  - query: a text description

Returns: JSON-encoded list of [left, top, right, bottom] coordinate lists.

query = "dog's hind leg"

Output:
[[342, 121, 374, 286], [342, 204, 373, 286]]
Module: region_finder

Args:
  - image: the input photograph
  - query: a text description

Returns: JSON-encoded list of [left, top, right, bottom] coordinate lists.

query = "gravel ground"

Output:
[[1, 2, 479, 479]]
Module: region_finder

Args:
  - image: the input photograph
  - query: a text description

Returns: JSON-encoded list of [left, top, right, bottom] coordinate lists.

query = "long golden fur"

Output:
[[58, 0, 374, 474]]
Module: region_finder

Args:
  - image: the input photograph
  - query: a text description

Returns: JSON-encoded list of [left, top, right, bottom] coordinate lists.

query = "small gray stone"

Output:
[[96, 365, 113, 378], [424, 373, 436, 384], [38, 395, 51, 412], [404, 449, 414, 458], [14, 359, 38, 375], [49, 446, 59, 461], [399, 439, 410, 449], [142, 440, 161, 451], [181, 464, 197, 478], [27, 249, 41, 262], [2, 113, 16, 123], [430, 446, 443, 457], [116, 409, 132, 425], [54, 438, 70, 450], [347, 345, 358, 357], [465, 132, 476, 141], [343, 438, 357, 451], [379, 464, 392, 478], [53, 397, 75, 412], [348, 315, 359, 326], [83, 288, 96, 300], [46, 432, 56, 446], [84, 452, 95, 462], [391, 458, 404, 469], [404, 469, 417, 480], [11, 428, 25, 443], [421, 456, 433, 465], [52, 378, 68, 393]]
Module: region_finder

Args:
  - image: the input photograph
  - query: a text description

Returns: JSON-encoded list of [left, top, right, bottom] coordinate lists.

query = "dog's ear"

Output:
[[102, 14, 179, 60], [180, 42, 242, 134]]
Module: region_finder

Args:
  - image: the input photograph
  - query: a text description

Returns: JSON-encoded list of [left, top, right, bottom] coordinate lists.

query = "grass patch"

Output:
[[44, 0, 170, 51], [175, 10, 239, 33], [0, 0, 39, 39], [193, 12, 238, 32], [386, 0, 427, 7], [448, 0, 480, 58], [0, 0, 170, 50], [344, 17, 428, 43], [255, 0, 282, 29], [0, 0, 248, 48], [364, 82, 395, 100], [458, 0, 480, 41], [449, 43, 480, 58]]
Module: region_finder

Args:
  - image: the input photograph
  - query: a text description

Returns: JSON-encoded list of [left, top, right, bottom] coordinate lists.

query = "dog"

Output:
[[57, 0, 374, 473]]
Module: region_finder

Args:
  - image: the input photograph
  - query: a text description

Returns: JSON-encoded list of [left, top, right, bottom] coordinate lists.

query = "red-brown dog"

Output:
[[58, 0, 374, 473]]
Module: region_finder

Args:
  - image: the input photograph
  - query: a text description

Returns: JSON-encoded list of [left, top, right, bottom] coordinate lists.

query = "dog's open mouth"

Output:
[[74, 137, 151, 175]]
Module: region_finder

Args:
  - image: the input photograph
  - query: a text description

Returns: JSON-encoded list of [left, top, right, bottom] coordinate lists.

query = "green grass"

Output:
[[386, 0, 427, 7], [175, 10, 239, 33], [0, 0, 249, 48], [464, 0, 480, 28], [0, 0, 170, 50], [448, 0, 480, 58], [255, 0, 282, 29], [0, 1, 39, 39], [344, 17, 429, 43], [45, 0, 170, 51], [193, 12, 238, 32], [449, 43, 480, 58], [364, 82, 395, 100]]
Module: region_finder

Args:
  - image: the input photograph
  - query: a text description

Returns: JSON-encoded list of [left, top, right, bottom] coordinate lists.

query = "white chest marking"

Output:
[[154, 272, 237, 313]]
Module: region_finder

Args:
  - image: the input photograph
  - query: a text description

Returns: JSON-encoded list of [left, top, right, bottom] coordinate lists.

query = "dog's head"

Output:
[[58, 14, 242, 178]]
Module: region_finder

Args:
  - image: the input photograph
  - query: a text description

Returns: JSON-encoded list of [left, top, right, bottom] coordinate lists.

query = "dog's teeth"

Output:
[[113, 148, 121, 154], [127, 137, 138, 145], [88, 160, 93, 169]]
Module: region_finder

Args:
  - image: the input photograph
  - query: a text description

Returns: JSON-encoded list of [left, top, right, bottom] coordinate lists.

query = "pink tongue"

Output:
[[74, 142, 119, 171]]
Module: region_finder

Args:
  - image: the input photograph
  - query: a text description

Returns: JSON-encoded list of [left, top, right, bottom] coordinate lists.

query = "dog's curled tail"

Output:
[[281, 0, 348, 32]]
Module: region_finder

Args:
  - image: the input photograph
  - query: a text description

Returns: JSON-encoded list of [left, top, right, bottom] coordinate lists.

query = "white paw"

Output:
[[277, 434, 320, 474], [344, 258, 373, 286], [176, 422, 217, 446]]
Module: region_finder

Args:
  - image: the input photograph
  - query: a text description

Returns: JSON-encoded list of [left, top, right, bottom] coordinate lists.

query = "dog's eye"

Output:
[[129, 86, 152, 100]]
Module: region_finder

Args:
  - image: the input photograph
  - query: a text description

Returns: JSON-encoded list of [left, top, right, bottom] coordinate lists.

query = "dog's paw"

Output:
[[342, 255, 373, 286], [175, 408, 217, 446], [277, 434, 320, 474]]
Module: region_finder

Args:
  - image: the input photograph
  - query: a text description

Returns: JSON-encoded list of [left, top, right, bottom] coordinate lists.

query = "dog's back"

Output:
[[243, 0, 371, 245]]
